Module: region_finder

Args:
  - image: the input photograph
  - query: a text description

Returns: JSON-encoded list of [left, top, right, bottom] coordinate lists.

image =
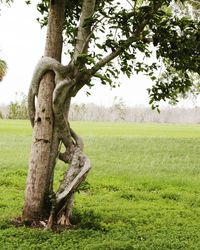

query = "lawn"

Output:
[[0, 120, 200, 249]]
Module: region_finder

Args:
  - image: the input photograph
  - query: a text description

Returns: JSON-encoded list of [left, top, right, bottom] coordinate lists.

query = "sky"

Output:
[[0, 1, 198, 108]]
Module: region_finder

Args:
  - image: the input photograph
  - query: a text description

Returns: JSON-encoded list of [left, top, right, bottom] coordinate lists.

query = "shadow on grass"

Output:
[[71, 209, 103, 231], [0, 219, 14, 230]]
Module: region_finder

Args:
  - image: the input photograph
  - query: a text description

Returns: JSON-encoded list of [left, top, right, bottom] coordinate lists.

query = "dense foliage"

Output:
[[24, 0, 200, 111], [1, 0, 199, 109]]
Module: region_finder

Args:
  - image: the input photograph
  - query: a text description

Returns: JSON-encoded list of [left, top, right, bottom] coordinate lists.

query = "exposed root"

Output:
[[57, 194, 74, 226], [12, 216, 48, 229]]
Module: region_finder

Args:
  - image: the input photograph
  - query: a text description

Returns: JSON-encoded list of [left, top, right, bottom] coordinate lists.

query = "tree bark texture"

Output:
[[23, 0, 93, 227], [23, 0, 65, 220]]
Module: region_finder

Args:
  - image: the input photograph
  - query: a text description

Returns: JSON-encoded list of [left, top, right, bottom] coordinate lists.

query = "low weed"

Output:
[[1, 120, 200, 249]]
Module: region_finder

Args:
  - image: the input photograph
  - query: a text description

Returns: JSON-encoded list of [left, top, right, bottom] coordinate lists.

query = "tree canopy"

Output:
[[1, 0, 200, 109], [26, 0, 200, 111]]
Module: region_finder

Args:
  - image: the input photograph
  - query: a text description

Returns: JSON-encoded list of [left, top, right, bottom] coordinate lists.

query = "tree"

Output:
[[2, 0, 198, 228], [0, 59, 7, 81], [7, 93, 28, 119], [112, 97, 126, 121]]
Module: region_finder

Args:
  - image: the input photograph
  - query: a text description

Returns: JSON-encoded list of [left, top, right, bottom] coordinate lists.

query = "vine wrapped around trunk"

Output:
[[27, 57, 91, 228]]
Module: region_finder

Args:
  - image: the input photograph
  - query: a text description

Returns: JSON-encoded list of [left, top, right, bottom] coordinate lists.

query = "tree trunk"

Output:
[[23, 0, 65, 221], [23, 0, 92, 228]]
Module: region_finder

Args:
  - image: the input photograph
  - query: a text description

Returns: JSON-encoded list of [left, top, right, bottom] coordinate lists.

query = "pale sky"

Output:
[[0, 1, 198, 108]]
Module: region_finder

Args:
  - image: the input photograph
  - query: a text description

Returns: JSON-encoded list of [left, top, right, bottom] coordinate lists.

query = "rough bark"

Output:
[[25, 53, 92, 226], [23, 0, 93, 227], [23, 0, 65, 220], [72, 0, 96, 64]]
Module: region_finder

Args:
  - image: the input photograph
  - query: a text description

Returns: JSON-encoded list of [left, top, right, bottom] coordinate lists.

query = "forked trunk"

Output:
[[22, 0, 92, 228], [23, 0, 65, 220]]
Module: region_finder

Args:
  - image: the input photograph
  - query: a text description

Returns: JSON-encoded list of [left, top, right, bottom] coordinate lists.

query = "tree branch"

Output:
[[72, 0, 96, 64], [70, 127, 84, 151], [90, 3, 161, 75], [27, 88, 35, 127], [79, 16, 105, 56], [27, 57, 71, 126], [52, 77, 75, 114], [58, 151, 71, 164], [90, 35, 145, 75], [56, 153, 91, 204], [29, 57, 68, 96]]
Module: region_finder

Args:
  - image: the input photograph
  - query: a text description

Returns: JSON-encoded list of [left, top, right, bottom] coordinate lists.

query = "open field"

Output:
[[1, 120, 200, 249]]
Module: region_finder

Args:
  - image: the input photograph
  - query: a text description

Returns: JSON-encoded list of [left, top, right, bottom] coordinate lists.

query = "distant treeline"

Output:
[[1, 95, 200, 124], [69, 103, 200, 124]]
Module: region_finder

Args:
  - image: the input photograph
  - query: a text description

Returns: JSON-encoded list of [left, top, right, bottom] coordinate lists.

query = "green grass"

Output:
[[1, 119, 200, 249]]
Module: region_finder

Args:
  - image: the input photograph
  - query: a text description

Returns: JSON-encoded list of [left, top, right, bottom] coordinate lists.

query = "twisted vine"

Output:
[[28, 57, 91, 227]]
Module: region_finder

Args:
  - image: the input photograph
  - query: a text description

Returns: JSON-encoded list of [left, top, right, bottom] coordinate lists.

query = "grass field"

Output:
[[1, 120, 200, 249]]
